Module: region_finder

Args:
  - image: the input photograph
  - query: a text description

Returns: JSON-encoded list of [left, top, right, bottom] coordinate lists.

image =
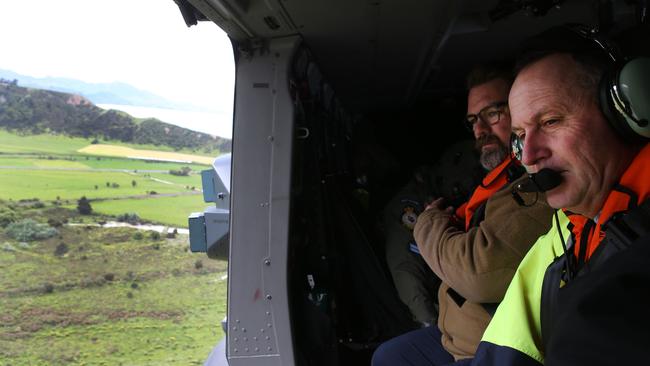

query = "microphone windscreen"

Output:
[[518, 168, 563, 193]]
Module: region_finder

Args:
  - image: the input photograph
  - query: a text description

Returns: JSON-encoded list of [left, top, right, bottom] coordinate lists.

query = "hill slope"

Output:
[[0, 81, 230, 154]]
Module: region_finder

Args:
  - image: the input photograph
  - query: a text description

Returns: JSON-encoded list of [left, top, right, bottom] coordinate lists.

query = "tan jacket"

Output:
[[413, 175, 554, 360]]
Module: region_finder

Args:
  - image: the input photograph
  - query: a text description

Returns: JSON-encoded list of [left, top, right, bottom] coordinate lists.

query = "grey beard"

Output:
[[480, 145, 508, 171]]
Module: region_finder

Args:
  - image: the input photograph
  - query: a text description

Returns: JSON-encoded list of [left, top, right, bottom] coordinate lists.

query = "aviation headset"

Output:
[[511, 24, 650, 159], [571, 24, 650, 142]]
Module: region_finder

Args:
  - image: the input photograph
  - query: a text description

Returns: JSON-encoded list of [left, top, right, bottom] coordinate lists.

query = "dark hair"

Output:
[[466, 61, 514, 90], [515, 25, 611, 103]]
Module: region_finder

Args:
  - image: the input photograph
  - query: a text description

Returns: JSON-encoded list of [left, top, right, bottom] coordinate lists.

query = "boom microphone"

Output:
[[517, 168, 563, 193]]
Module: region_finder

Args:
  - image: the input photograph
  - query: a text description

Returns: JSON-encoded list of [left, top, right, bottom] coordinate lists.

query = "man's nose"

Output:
[[473, 118, 491, 139], [521, 133, 549, 167]]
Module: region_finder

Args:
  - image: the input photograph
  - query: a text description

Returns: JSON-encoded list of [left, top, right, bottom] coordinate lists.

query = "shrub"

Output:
[[150, 231, 161, 240], [0, 209, 17, 228], [47, 218, 63, 228], [2, 242, 15, 252], [54, 242, 69, 257], [133, 232, 144, 240], [43, 283, 54, 294], [169, 166, 192, 176], [111, 183, 120, 188], [194, 260, 203, 270], [5, 219, 58, 241], [104, 273, 115, 281], [31, 201, 45, 209], [77, 196, 92, 215], [116, 213, 140, 224]]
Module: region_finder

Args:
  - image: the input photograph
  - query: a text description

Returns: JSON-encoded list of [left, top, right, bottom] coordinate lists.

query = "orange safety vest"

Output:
[[455, 156, 517, 231]]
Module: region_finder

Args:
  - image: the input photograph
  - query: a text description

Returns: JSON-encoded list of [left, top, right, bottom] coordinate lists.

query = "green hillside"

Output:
[[0, 82, 230, 154]]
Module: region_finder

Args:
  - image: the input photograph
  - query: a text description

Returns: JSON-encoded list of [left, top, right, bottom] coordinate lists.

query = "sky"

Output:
[[0, 0, 235, 137]]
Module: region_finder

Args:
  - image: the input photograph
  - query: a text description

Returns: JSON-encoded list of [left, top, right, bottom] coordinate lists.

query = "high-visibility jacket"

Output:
[[470, 143, 650, 365]]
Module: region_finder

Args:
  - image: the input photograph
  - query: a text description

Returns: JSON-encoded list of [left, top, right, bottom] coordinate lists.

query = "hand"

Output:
[[425, 197, 454, 213]]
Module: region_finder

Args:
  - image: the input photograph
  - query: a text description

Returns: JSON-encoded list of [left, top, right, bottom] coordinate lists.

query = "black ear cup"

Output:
[[599, 57, 650, 141]]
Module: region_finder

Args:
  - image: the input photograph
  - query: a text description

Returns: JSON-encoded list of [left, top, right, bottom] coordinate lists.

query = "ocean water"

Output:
[[97, 104, 232, 138]]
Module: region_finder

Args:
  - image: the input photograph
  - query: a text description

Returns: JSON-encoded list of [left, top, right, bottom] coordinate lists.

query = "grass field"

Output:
[[0, 156, 208, 171], [0, 128, 228, 365], [0, 204, 226, 365], [0, 130, 92, 154], [0, 170, 196, 201], [0, 157, 91, 169], [147, 172, 203, 187], [0, 130, 214, 227], [0, 130, 219, 158], [79, 145, 215, 165], [91, 195, 208, 228]]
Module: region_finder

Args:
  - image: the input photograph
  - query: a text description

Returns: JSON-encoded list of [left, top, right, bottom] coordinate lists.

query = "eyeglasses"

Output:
[[464, 101, 509, 131]]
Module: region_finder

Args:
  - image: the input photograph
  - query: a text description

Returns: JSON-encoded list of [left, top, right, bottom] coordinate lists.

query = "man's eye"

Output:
[[542, 119, 559, 127]]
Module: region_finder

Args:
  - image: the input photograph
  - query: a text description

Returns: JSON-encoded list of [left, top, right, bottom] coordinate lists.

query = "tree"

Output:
[[131, 180, 137, 187], [77, 196, 92, 215]]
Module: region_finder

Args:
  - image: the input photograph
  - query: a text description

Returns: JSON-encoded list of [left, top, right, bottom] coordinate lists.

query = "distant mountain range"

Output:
[[0, 68, 211, 112], [0, 81, 230, 154]]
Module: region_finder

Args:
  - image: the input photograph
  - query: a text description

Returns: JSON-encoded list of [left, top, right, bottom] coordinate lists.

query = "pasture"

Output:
[[0, 205, 226, 365], [79, 144, 215, 165], [91, 195, 208, 228], [0, 169, 195, 202], [0, 130, 227, 365], [0, 155, 208, 172], [0, 130, 91, 154], [0, 130, 218, 157]]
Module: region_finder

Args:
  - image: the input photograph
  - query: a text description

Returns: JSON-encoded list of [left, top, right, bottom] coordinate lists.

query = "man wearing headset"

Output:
[[372, 65, 555, 365], [467, 26, 650, 366]]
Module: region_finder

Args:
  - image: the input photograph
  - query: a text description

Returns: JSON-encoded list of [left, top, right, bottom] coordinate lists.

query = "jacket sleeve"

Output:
[[413, 178, 553, 303]]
